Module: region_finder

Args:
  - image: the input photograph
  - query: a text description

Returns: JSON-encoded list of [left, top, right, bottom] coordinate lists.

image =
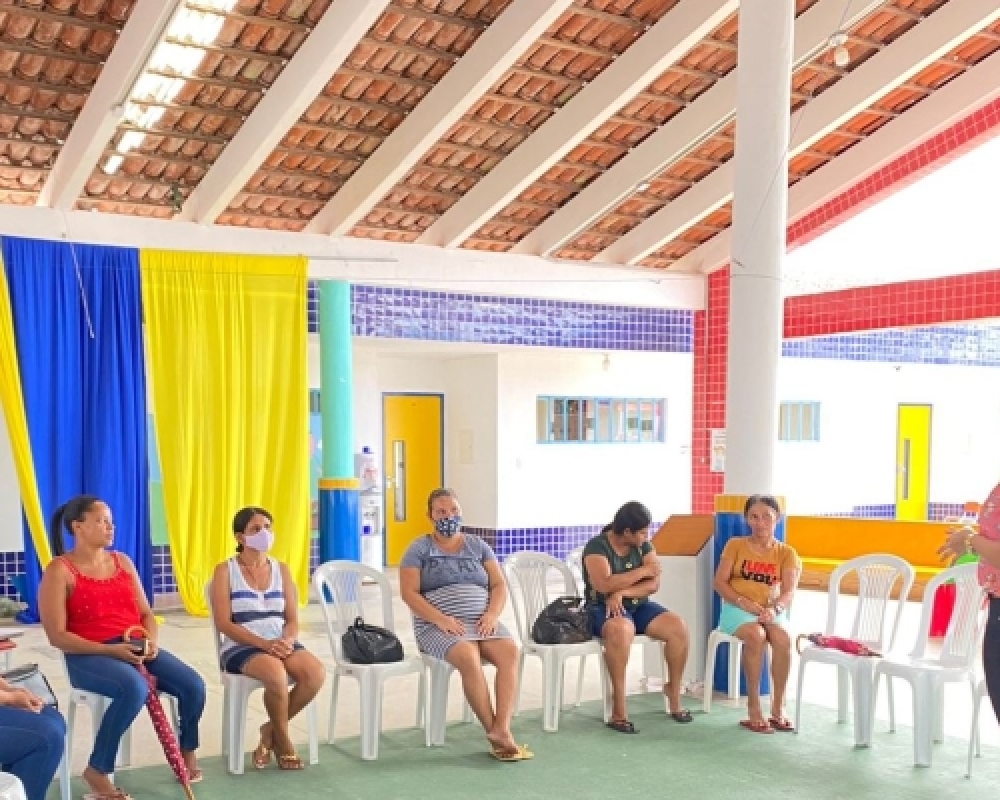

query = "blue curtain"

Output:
[[3, 237, 152, 620]]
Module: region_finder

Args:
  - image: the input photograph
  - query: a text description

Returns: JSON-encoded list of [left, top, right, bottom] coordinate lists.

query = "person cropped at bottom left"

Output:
[[38, 494, 206, 800], [0, 675, 65, 800]]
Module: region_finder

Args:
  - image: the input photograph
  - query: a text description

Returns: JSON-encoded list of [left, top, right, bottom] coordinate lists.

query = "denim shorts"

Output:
[[587, 600, 669, 637], [222, 642, 304, 674], [717, 602, 788, 634]]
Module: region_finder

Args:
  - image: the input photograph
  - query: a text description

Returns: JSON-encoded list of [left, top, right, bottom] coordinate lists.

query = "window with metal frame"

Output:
[[536, 396, 666, 444], [779, 402, 821, 442]]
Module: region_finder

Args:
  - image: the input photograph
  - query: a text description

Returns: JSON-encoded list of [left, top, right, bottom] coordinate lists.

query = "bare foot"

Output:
[[182, 750, 202, 782], [82, 766, 119, 797], [486, 728, 517, 752]]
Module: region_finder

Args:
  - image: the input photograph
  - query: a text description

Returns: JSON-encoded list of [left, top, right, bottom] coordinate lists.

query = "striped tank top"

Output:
[[220, 557, 286, 657]]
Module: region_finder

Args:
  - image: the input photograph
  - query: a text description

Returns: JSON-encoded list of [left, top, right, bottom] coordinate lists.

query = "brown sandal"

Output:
[[251, 741, 272, 769], [276, 753, 304, 770]]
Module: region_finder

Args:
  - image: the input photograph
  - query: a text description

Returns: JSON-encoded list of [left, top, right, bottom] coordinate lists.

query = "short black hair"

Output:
[[48, 495, 102, 557], [611, 501, 652, 535], [743, 494, 781, 518]]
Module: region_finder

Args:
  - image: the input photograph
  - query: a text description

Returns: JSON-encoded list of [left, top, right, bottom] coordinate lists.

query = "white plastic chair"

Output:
[[702, 628, 743, 713], [503, 552, 605, 732], [312, 562, 426, 760], [871, 563, 986, 767], [967, 677, 989, 778], [422, 655, 479, 746], [204, 582, 320, 774], [0, 773, 26, 800], [795, 554, 915, 746], [60, 652, 179, 795]]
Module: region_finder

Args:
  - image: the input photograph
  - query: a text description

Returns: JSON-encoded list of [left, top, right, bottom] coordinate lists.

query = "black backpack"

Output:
[[341, 617, 404, 664], [531, 596, 592, 645]]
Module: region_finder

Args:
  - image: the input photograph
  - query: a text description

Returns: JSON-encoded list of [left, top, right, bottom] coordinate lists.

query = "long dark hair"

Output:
[[232, 506, 273, 553], [48, 495, 101, 557], [611, 501, 653, 535]]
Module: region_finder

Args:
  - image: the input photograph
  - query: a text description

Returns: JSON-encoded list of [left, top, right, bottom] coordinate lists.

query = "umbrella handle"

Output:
[[795, 634, 809, 655], [123, 625, 152, 660]]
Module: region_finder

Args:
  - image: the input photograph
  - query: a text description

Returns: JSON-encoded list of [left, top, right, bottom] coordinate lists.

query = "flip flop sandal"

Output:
[[490, 744, 533, 762], [606, 719, 639, 734], [277, 753, 305, 771], [252, 741, 272, 770], [669, 709, 694, 723], [83, 791, 133, 800], [739, 719, 775, 734], [769, 716, 795, 732], [180, 768, 204, 784]]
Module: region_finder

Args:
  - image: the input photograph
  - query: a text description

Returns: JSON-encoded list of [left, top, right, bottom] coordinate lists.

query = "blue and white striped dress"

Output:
[[400, 534, 511, 660], [220, 557, 286, 665]]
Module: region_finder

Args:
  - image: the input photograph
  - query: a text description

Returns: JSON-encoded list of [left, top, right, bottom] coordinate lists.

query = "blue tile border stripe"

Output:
[[783, 324, 1000, 367], [307, 282, 694, 353]]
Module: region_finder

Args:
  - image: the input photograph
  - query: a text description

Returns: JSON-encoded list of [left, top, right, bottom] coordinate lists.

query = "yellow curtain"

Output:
[[140, 251, 310, 615], [0, 256, 50, 566]]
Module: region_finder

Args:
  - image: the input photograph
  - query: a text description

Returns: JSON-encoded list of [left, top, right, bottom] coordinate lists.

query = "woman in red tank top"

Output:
[[38, 495, 206, 800]]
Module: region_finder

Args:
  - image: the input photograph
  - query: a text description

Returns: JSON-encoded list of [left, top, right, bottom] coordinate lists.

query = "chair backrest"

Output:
[[203, 581, 228, 683], [909, 563, 986, 667], [312, 561, 395, 665], [826, 554, 915, 652], [503, 551, 579, 644], [564, 546, 586, 596]]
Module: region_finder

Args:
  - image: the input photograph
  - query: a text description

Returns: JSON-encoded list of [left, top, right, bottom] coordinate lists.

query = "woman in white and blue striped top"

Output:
[[209, 507, 325, 771]]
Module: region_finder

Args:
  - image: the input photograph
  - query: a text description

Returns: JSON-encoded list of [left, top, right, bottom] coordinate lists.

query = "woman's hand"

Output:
[[938, 528, 972, 561], [477, 611, 499, 636], [267, 638, 295, 660], [435, 614, 465, 636], [605, 592, 626, 618], [757, 607, 777, 625], [0, 688, 43, 712], [146, 640, 159, 660], [737, 597, 765, 617], [106, 642, 145, 665]]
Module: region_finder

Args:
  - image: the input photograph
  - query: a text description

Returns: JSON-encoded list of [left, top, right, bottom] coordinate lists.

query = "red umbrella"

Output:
[[124, 626, 195, 800], [796, 633, 881, 658]]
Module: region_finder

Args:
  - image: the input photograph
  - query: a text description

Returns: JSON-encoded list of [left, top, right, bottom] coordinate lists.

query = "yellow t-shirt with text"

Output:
[[722, 537, 800, 606]]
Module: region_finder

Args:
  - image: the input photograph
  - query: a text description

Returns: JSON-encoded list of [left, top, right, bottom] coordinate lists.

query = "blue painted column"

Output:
[[317, 280, 360, 563], [712, 495, 787, 695]]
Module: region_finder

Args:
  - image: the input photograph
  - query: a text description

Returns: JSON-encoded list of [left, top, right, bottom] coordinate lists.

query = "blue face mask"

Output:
[[434, 516, 462, 537]]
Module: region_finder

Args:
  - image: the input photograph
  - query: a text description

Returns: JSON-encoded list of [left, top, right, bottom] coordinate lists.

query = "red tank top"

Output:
[[62, 553, 142, 642]]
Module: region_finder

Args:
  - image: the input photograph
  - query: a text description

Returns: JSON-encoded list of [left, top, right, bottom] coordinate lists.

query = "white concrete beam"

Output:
[[513, 0, 891, 257], [36, 0, 182, 209], [597, 0, 1000, 266], [671, 46, 1000, 275], [416, 0, 739, 249], [304, 0, 577, 237], [178, 0, 391, 224], [0, 204, 704, 309]]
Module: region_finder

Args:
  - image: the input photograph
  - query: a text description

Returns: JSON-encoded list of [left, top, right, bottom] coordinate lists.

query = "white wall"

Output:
[[775, 358, 1000, 514], [496, 349, 694, 528]]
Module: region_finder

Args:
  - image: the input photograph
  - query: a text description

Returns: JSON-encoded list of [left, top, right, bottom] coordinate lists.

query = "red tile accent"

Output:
[[784, 269, 1000, 337], [787, 97, 1000, 251], [691, 267, 729, 513]]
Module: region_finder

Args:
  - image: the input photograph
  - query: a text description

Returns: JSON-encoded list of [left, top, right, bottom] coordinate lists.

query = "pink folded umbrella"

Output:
[[796, 632, 881, 657], [124, 626, 195, 800]]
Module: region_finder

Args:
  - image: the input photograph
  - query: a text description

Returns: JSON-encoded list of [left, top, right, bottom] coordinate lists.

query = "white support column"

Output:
[[723, 0, 795, 495]]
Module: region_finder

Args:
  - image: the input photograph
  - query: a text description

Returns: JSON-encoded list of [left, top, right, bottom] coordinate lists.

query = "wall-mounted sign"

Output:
[[710, 429, 726, 473]]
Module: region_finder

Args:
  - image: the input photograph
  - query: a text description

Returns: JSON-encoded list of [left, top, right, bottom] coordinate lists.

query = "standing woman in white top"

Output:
[[210, 506, 325, 771]]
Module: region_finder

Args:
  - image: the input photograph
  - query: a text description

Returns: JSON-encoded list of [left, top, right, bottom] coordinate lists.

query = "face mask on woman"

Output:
[[434, 516, 462, 537], [243, 529, 275, 553]]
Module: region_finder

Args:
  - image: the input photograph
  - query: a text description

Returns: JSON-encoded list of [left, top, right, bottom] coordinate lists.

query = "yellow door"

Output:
[[383, 394, 443, 566], [895, 404, 931, 521]]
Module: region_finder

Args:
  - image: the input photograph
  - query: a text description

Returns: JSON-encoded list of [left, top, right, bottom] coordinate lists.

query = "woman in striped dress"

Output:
[[400, 488, 530, 761], [209, 506, 325, 771]]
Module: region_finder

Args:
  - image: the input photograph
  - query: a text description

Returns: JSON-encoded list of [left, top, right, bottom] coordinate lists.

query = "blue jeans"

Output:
[[65, 645, 206, 774], [0, 705, 65, 800]]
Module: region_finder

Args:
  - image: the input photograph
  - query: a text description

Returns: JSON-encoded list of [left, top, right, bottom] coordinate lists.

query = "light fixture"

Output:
[[828, 32, 849, 68]]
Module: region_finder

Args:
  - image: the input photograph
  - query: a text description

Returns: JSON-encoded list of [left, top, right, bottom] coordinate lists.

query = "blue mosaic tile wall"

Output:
[[0, 552, 24, 599], [151, 545, 176, 597], [783, 324, 1000, 366], [464, 523, 662, 561], [815, 502, 965, 521], [307, 282, 693, 353]]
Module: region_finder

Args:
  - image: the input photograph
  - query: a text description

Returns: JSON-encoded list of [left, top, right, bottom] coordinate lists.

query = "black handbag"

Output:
[[2, 663, 58, 708], [531, 596, 592, 645], [341, 617, 404, 664]]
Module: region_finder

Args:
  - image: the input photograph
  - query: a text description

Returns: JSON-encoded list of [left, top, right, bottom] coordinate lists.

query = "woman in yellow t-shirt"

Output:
[[713, 494, 801, 735]]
